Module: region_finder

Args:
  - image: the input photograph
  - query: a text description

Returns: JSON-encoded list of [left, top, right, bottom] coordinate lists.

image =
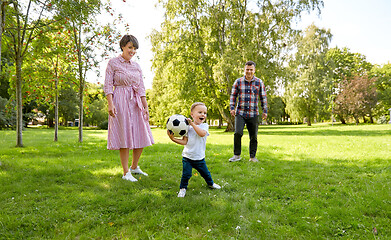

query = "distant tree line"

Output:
[[1, 0, 391, 150], [148, 0, 391, 128]]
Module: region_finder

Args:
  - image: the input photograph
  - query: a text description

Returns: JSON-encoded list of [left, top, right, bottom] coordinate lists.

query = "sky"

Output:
[[94, 0, 391, 89]]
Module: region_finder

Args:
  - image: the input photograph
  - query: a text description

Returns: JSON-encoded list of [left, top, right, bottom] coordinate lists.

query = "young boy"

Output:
[[167, 102, 221, 197]]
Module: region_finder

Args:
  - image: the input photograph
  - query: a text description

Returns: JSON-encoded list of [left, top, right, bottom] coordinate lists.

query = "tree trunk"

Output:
[[0, 1, 5, 72], [307, 118, 312, 126], [369, 113, 374, 123], [217, 106, 234, 131], [355, 117, 359, 125], [339, 115, 346, 124], [75, 26, 84, 142], [54, 76, 59, 141], [78, 67, 84, 143], [15, 53, 23, 147]]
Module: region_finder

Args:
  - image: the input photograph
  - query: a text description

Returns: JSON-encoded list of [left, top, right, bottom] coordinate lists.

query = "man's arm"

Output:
[[260, 80, 268, 120], [230, 79, 239, 116]]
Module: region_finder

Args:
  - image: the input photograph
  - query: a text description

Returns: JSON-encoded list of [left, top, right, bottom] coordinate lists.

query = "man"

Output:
[[229, 61, 268, 162]]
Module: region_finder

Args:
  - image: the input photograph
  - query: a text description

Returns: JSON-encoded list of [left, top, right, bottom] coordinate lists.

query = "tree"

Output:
[[4, 0, 55, 147], [267, 95, 286, 123], [285, 24, 332, 126], [58, 85, 78, 125], [51, 0, 125, 142], [0, 0, 7, 72], [84, 83, 107, 127], [23, 25, 77, 140], [371, 63, 391, 121], [150, 0, 324, 131], [326, 47, 372, 123], [335, 75, 377, 124]]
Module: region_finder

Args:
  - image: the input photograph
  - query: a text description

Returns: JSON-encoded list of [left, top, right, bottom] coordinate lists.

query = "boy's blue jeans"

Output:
[[180, 157, 214, 189]]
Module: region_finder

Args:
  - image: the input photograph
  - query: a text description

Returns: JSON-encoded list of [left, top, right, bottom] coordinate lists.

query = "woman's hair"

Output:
[[119, 34, 139, 51], [191, 102, 206, 112]]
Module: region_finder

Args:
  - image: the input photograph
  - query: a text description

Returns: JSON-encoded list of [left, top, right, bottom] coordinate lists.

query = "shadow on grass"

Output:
[[260, 129, 391, 137], [210, 124, 391, 137]]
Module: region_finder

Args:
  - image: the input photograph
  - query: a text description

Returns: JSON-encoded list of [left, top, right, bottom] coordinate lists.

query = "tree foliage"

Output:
[[4, 0, 57, 146], [49, 0, 123, 142], [1, 0, 125, 145], [325, 47, 373, 123], [150, 0, 324, 130], [371, 63, 391, 120], [335, 75, 377, 124], [285, 24, 332, 126]]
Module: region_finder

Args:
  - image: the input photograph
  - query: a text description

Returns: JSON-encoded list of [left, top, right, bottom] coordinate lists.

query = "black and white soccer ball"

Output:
[[166, 114, 189, 137]]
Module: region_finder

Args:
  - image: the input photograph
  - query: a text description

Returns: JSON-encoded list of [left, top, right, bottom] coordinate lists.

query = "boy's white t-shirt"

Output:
[[182, 123, 209, 160]]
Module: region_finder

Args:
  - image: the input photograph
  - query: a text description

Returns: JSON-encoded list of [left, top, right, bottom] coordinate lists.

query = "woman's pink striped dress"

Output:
[[104, 55, 154, 150]]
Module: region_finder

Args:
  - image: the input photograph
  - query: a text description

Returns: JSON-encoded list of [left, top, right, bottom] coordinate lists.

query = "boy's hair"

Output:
[[191, 102, 206, 112], [120, 34, 139, 51], [245, 61, 256, 67]]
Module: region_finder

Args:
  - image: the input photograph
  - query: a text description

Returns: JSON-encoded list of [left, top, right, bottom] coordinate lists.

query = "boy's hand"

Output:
[[167, 130, 188, 145], [186, 118, 194, 126], [167, 130, 174, 139]]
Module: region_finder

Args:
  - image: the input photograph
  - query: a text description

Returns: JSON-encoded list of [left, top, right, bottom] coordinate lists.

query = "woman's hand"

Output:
[[108, 104, 116, 117], [143, 108, 149, 121], [107, 94, 116, 117]]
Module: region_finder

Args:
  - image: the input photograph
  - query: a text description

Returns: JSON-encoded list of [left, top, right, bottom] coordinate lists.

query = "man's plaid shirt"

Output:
[[230, 76, 268, 118]]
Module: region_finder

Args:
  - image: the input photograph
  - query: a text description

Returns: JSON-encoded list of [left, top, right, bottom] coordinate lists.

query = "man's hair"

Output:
[[120, 34, 139, 51], [245, 61, 256, 67], [191, 102, 206, 112]]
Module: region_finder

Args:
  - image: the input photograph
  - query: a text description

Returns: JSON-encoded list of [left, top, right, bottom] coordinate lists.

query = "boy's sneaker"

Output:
[[178, 188, 186, 197], [229, 155, 241, 162], [209, 183, 221, 189], [122, 172, 138, 182], [249, 158, 259, 162], [130, 166, 148, 176]]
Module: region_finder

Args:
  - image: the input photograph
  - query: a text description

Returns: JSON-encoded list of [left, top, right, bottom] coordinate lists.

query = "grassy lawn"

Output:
[[0, 124, 390, 239]]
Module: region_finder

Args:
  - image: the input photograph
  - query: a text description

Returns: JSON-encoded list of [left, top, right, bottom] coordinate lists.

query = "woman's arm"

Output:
[[107, 94, 116, 117], [140, 96, 149, 121]]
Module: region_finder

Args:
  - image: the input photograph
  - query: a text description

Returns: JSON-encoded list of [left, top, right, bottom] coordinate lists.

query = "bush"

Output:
[[98, 120, 108, 130], [377, 115, 389, 124], [0, 96, 16, 129]]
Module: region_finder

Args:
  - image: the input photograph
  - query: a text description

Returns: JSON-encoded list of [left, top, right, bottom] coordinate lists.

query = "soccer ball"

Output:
[[166, 114, 189, 137]]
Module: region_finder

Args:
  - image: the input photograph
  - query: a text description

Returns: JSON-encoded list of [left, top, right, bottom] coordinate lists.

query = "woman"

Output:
[[104, 34, 154, 182]]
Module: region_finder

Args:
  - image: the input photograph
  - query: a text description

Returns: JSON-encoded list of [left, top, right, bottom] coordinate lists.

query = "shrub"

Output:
[[98, 120, 108, 130]]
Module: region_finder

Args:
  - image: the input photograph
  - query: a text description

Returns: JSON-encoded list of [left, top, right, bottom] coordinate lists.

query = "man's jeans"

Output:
[[234, 115, 259, 158], [180, 157, 213, 189]]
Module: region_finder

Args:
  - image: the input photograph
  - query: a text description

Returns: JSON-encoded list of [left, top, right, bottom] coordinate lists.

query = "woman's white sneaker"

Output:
[[122, 172, 138, 182]]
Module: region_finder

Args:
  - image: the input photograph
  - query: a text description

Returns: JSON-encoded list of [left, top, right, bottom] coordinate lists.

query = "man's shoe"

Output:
[[122, 172, 138, 182], [209, 183, 221, 189], [178, 188, 186, 197], [229, 155, 241, 162], [249, 158, 259, 162], [130, 166, 148, 176]]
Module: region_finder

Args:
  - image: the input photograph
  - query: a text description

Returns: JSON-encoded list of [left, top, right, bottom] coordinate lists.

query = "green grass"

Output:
[[0, 123, 390, 239]]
